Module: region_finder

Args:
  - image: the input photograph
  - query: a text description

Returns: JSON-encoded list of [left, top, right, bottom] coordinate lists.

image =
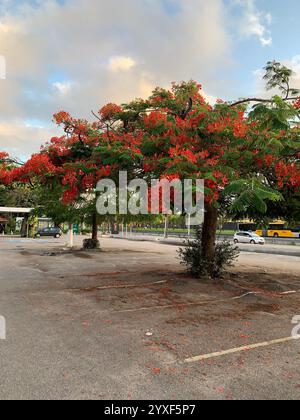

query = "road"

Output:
[[114, 233, 300, 257], [131, 230, 300, 245], [0, 235, 300, 400]]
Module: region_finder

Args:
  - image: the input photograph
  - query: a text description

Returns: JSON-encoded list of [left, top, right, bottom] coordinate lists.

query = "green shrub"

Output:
[[82, 238, 100, 250], [178, 226, 239, 278]]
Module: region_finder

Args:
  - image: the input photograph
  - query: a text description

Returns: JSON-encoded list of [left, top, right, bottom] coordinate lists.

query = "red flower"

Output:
[[96, 166, 111, 179], [99, 103, 122, 121], [143, 112, 168, 129], [62, 187, 79, 205], [181, 150, 198, 164], [293, 97, 300, 110], [0, 152, 9, 161], [62, 170, 78, 187], [265, 155, 275, 166], [53, 111, 71, 125]]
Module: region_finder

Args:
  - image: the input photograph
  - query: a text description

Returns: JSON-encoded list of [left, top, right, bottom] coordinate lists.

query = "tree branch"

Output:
[[4, 157, 24, 166], [230, 97, 298, 107], [91, 110, 102, 122]]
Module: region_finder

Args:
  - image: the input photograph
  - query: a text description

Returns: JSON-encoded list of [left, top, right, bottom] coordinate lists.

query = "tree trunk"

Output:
[[83, 211, 100, 250], [201, 202, 218, 275], [92, 211, 98, 241], [20, 215, 29, 238]]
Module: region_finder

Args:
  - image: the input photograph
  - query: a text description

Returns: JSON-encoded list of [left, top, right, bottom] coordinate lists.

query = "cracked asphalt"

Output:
[[0, 235, 300, 400]]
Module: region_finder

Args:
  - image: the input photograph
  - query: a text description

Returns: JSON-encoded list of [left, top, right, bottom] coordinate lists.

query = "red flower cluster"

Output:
[[207, 111, 248, 139], [143, 112, 169, 129], [62, 170, 78, 188], [293, 98, 300, 110], [0, 152, 9, 161], [62, 187, 79, 205], [275, 162, 300, 189], [59, 163, 112, 204], [96, 166, 111, 179], [233, 119, 248, 138], [181, 150, 198, 164], [99, 103, 122, 121], [20, 154, 57, 182], [189, 111, 206, 129], [53, 111, 71, 125], [0, 167, 21, 185]]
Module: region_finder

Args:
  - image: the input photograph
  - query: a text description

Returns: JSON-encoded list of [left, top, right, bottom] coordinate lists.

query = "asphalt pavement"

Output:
[[0, 236, 300, 400]]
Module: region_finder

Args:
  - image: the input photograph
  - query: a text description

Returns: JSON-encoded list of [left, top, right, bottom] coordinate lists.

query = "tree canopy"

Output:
[[1, 61, 300, 274]]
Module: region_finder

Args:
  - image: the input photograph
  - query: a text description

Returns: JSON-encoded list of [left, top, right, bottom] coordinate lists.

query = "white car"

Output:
[[234, 231, 265, 245]]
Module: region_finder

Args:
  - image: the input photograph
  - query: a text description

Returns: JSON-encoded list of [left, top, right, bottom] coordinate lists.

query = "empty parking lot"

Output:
[[0, 236, 300, 400]]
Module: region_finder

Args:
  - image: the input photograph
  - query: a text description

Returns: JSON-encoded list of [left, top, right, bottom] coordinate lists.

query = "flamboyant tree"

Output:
[[67, 63, 297, 275], [79, 62, 298, 274], [1, 106, 144, 245], [2, 61, 300, 275]]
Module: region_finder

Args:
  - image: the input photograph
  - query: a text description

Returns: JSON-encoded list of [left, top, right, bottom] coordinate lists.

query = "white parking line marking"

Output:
[[96, 290, 300, 315], [185, 336, 300, 364], [73, 280, 167, 292]]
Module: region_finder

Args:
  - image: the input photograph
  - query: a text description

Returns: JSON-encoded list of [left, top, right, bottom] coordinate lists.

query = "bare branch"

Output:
[[230, 97, 298, 107], [91, 110, 102, 122], [3, 157, 24, 166]]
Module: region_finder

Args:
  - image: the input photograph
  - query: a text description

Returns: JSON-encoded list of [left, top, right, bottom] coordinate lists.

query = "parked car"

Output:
[[35, 227, 62, 238], [234, 231, 265, 245]]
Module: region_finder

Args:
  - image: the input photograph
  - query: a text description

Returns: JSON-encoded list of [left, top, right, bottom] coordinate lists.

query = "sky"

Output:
[[0, 0, 300, 159]]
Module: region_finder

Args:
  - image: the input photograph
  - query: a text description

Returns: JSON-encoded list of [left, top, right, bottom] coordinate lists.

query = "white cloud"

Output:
[[0, 55, 6, 79], [0, 0, 233, 157], [53, 81, 73, 96], [275, 56, 300, 93], [234, 0, 272, 47], [0, 120, 60, 158], [202, 91, 218, 105], [253, 56, 300, 97], [288, 56, 300, 82], [108, 56, 136, 73]]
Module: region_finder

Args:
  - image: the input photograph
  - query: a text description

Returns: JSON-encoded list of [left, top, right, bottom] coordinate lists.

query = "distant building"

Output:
[[0, 207, 53, 236]]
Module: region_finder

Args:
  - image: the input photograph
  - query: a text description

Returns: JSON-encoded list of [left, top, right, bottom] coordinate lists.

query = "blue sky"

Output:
[[0, 0, 300, 157], [227, 0, 300, 94]]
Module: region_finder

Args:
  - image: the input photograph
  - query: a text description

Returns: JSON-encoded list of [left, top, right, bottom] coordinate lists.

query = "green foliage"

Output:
[[264, 191, 300, 224], [224, 179, 282, 216], [3, 217, 16, 235], [249, 98, 299, 130], [33, 184, 83, 226], [264, 61, 300, 97], [83, 238, 100, 250], [0, 184, 38, 207], [179, 227, 239, 278]]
